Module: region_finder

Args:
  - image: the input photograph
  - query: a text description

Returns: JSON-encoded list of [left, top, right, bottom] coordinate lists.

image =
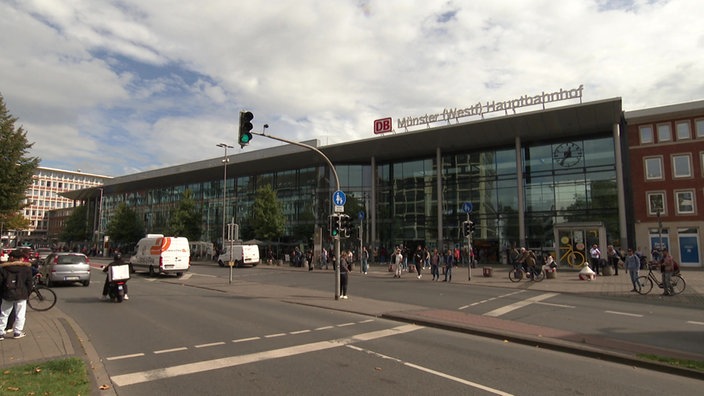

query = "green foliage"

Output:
[[60, 206, 90, 243], [249, 184, 285, 241], [167, 189, 202, 241], [0, 357, 90, 395], [0, 94, 40, 218], [106, 202, 144, 248]]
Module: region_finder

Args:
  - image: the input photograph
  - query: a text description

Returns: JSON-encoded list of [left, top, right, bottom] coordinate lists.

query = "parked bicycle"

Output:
[[635, 263, 686, 295], [508, 263, 545, 282], [27, 273, 57, 311]]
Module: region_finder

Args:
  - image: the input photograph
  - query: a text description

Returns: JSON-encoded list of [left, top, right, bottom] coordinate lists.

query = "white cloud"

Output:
[[1, 0, 702, 176]]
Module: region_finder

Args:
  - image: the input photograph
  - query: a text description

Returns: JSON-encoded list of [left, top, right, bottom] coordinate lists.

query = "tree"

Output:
[[0, 94, 40, 219], [167, 189, 202, 241], [249, 184, 285, 242], [61, 206, 90, 244], [106, 202, 144, 251]]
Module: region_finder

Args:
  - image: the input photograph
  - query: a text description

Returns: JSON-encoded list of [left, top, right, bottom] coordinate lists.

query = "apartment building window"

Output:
[[657, 123, 672, 142], [675, 190, 695, 214], [696, 118, 704, 138], [676, 121, 691, 140], [672, 154, 692, 178], [644, 157, 663, 180], [647, 192, 665, 215], [639, 125, 654, 144]]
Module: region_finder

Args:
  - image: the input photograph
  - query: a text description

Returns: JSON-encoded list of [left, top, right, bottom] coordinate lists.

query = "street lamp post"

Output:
[[217, 143, 234, 250]]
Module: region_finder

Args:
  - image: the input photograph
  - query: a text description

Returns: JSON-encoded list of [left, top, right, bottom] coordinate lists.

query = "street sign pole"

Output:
[[467, 214, 472, 281]]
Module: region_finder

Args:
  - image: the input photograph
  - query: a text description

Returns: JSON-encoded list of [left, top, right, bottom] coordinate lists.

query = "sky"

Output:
[[1, 0, 703, 177]]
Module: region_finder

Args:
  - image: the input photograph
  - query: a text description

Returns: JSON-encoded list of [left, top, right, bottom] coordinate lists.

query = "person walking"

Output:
[[607, 245, 622, 275], [624, 248, 640, 292], [589, 244, 602, 275], [0, 250, 34, 340], [392, 247, 403, 278], [430, 248, 440, 281], [339, 250, 352, 299], [442, 249, 454, 282], [413, 245, 423, 279], [361, 246, 369, 274], [660, 249, 675, 296]]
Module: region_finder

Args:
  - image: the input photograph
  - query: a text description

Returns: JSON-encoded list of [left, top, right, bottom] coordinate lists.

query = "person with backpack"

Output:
[[0, 250, 34, 340]]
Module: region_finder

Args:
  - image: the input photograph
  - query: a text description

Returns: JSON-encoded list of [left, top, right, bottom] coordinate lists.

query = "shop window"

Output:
[[676, 121, 691, 140], [672, 154, 692, 178], [644, 157, 663, 180], [657, 123, 672, 142], [647, 192, 665, 215], [639, 125, 653, 144], [675, 190, 695, 214]]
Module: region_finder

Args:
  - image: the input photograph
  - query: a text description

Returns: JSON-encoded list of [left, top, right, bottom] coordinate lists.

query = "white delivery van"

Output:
[[130, 234, 190, 276], [218, 244, 260, 267]]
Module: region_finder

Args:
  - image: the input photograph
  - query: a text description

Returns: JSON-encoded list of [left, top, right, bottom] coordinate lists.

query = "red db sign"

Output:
[[373, 117, 392, 134]]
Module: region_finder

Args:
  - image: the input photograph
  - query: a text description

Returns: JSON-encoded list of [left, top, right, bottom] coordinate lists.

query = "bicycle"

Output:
[[27, 274, 57, 311], [559, 245, 587, 268], [635, 264, 686, 295], [508, 263, 545, 282]]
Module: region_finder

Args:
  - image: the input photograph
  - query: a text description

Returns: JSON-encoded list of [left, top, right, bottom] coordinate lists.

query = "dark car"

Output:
[[40, 252, 91, 287]]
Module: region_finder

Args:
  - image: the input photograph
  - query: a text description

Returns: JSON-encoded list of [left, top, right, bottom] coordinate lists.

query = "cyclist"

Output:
[[0, 250, 34, 340], [524, 249, 539, 278]]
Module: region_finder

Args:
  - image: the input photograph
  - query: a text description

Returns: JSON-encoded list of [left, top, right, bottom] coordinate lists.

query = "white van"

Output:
[[218, 244, 260, 267], [130, 234, 190, 276]]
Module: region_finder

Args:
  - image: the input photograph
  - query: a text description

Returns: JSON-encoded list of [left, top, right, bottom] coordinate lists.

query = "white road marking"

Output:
[[347, 345, 513, 396], [315, 325, 334, 331], [106, 353, 145, 361], [605, 310, 643, 318], [337, 322, 356, 327], [179, 273, 193, 280], [290, 329, 311, 334], [264, 333, 286, 338], [233, 336, 260, 343], [154, 347, 188, 354], [110, 324, 422, 387], [536, 302, 575, 309], [195, 341, 226, 348], [686, 321, 704, 326], [483, 293, 560, 317], [459, 290, 526, 310]]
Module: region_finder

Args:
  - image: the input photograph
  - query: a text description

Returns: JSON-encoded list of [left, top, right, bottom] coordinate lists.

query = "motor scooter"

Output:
[[105, 264, 130, 303]]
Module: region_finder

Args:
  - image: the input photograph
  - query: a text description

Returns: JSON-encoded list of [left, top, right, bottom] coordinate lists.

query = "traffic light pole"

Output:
[[466, 215, 472, 281], [252, 130, 343, 300]]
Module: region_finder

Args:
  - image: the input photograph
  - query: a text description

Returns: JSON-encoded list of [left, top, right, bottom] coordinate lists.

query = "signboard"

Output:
[[462, 202, 473, 214], [373, 117, 393, 134], [333, 190, 346, 206]]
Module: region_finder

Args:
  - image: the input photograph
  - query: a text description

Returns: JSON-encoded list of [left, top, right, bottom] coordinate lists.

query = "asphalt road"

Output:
[[45, 262, 704, 395]]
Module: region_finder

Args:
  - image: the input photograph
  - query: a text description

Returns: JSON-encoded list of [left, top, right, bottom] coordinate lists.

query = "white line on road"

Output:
[[106, 353, 145, 361], [264, 333, 287, 338], [154, 347, 188, 354], [460, 290, 526, 310], [347, 345, 513, 396], [195, 341, 226, 348], [483, 293, 560, 317], [337, 322, 356, 327], [290, 329, 311, 334], [315, 325, 334, 331], [687, 321, 704, 326], [233, 336, 260, 343], [605, 310, 644, 318], [110, 324, 422, 387]]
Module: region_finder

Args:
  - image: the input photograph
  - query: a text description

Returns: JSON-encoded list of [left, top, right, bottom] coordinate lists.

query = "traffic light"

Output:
[[329, 214, 341, 237], [462, 220, 473, 236], [470, 220, 476, 234], [339, 214, 352, 238], [238, 111, 254, 148]]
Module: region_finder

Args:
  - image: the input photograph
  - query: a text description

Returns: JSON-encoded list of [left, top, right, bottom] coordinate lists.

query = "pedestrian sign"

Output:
[[333, 190, 346, 206]]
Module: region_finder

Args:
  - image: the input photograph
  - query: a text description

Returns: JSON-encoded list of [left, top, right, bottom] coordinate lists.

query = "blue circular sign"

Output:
[[333, 190, 346, 206], [358, 211, 365, 220], [462, 202, 473, 214]]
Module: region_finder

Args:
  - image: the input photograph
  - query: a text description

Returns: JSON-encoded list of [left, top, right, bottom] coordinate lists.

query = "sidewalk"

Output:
[[2, 261, 702, 392]]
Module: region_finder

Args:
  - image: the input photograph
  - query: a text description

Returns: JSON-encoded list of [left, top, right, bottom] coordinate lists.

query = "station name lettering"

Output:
[[397, 84, 584, 130]]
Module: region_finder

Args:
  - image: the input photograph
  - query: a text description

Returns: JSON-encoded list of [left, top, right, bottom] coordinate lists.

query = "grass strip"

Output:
[[639, 354, 704, 371], [1, 357, 90, 395]]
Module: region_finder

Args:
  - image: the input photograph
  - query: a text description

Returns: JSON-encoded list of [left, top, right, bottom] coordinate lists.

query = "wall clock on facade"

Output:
[[553, 142, 583, 167]]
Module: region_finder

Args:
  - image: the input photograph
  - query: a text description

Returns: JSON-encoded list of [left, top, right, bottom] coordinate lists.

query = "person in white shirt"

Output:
[[589, 244, 602, 275]]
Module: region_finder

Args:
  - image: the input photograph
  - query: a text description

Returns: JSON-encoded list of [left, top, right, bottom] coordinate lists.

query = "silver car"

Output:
[[41, 252, 91, 287]]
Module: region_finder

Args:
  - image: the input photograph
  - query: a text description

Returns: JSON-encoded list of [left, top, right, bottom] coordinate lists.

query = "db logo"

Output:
[[373, 117, 392, 134]]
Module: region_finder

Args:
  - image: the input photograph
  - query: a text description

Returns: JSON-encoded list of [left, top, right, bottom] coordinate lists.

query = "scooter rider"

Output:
[[101, 251, 129, 300]]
